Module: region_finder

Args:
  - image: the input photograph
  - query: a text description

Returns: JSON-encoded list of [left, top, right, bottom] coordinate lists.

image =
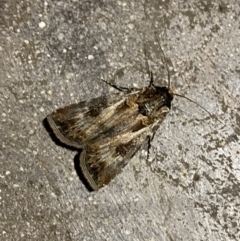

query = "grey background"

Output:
[[0, 0, 239, 240]]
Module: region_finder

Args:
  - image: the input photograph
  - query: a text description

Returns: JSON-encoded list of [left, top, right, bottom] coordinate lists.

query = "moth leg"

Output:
[[101, 77, 130, 92], [101, 67, 141, 92], [146, 132, 156, 162]]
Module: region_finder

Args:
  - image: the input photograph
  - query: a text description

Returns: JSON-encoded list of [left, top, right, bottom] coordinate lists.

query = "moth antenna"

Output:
[[174, 93, 212, 116], [174, 93, 223, 124], [143, 42, 154, 87], [154, 31, 171, 88]]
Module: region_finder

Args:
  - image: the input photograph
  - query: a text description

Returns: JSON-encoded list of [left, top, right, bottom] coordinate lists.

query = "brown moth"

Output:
[[46, 44, 210, 191], [47, 78, 174, 190]]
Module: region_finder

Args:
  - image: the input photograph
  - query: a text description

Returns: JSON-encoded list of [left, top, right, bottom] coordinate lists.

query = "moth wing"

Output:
[[47, 94, 127, 148], [79, 126, 154, 190]]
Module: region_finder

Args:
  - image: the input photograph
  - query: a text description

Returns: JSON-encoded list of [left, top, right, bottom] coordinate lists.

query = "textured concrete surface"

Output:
[[0, 0, 239, 240]]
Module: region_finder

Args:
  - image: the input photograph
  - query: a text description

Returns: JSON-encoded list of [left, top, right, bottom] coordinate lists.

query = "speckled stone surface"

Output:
[[0, 1, 239, 240]]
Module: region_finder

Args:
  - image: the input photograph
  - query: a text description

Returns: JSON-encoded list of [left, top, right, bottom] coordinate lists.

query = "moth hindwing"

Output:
[[47, 83, 174, 190]]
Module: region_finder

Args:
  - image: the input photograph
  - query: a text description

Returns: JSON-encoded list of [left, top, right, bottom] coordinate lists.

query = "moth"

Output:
[[46, 48, 210, 191]]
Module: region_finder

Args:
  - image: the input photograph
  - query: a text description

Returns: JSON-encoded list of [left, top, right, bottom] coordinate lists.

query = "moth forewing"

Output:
[[79, 96, 171, 190], [46, 93, 130, 149]]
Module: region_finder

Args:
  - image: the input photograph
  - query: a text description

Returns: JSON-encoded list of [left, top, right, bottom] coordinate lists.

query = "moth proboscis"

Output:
[[46, 45, 211, 191]]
